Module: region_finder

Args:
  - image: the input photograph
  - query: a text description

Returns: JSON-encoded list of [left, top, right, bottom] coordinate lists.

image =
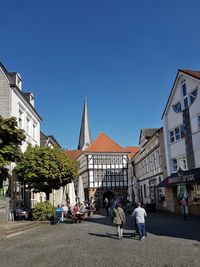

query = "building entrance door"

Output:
[[103, 191, 114, 207]]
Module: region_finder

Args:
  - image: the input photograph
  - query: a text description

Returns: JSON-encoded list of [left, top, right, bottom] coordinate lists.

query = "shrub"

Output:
[[32, 202, 54, 221]]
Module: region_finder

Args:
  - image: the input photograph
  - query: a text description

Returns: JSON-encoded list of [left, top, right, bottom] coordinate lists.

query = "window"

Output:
[[173, 101, 182, 113], [182, 82, 187, 97], [146, 157, 149, 172], [182, 81, 188, 109], [172, 158, 178, 172], [26, 117, 30, 134], [198, 114, 200, 130], [178, 156, 187, 170], [33, 124, 36, 139], [190, 88, 198, 105], [183, 97, 188, 109], [175, 127, 180, 141], [172, 156, 188, 172], [154, 151, 157, 168], [18, 110, 23, 128], [180, 124, 185, 138], [169, 124, 184, 143], [170, 130, 175, 143], [144, 184, 147, 198], [156, 149, 161, 167], [180, 81, 198, 110]]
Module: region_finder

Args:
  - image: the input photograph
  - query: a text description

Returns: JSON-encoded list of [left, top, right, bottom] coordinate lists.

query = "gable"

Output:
[[162, 69, 200, 119], [85, 132, 129, 153], [139, 128, 158, 146]]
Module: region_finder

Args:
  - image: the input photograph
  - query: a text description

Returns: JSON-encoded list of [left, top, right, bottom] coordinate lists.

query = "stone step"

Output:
[[0, 221, 41, 240]]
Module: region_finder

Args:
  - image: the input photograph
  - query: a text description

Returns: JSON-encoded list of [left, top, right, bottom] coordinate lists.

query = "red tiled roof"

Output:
[[180, 69, 200, 80], [85, 132, 129, 153], [64, 149, 82, 160], [125, 146, 140, 158]]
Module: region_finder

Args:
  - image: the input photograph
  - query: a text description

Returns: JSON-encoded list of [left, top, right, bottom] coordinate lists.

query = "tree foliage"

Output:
[[0, 115, 26, 179], [14, 145, 78, 199]]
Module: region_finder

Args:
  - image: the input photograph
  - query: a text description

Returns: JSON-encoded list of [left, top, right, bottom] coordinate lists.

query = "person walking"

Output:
[[131, 202, 147, 240], [104, 197, 110, 216], [112, 203, 126, 239]]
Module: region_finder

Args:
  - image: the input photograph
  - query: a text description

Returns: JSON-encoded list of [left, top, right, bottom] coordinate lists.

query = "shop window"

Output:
[[193, 184, 200, 204]]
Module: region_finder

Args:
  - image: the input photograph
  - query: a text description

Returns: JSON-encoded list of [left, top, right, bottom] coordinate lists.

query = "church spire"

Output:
[[77, 97, 91, 150]]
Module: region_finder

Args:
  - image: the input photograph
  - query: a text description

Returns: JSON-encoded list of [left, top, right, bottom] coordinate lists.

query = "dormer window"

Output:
[[16, 74, 22, 90]]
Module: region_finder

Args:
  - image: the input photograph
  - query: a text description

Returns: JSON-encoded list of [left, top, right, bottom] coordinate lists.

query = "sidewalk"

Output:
[[0, 220, 41, 240]]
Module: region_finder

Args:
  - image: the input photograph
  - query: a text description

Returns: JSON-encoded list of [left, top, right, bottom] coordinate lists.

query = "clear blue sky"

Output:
[[1, 0, 200, 149]]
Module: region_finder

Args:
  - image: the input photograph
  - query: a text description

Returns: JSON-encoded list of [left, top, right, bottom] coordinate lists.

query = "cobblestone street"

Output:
[[0, 211, 199, 267]]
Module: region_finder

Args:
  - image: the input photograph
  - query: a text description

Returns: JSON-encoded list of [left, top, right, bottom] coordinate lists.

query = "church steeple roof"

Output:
[[77, 98, 91, 150]]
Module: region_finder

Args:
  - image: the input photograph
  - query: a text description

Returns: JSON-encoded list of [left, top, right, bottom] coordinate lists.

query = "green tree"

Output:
[[0, 115, 26, 180], [14, 145, 78, 200]]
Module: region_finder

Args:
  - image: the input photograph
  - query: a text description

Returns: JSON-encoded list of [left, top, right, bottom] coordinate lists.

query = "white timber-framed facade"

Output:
[[132, 128, 167, 210], [76, 133, 131, 207]]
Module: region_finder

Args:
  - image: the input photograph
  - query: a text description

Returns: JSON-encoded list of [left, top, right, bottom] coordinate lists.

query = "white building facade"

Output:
[[0, 63, 42, 210], [161, 69, 200, 215]]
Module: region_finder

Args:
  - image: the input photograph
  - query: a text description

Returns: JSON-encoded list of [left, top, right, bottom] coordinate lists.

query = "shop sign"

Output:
[[158, 168, 200, 188], [168, 174, 195, 185]]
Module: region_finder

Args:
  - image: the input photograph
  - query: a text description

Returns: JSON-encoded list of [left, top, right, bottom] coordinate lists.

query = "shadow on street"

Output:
[[88, 210, 200, 242]]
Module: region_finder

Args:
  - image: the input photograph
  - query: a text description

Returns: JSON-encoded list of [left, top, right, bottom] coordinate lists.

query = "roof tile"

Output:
[[64, 150, 82, 160], [180, 69, 200, 80], [85, 132, 129, 153], [125, 146, 140, 158]]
